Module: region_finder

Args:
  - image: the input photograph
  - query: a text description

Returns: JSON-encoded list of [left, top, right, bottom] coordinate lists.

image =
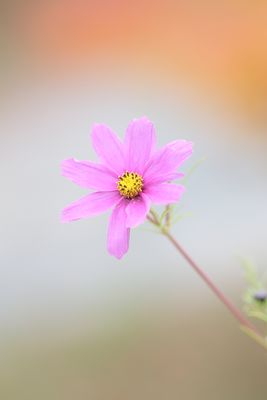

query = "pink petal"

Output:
[[163, 172, 185, 181], [144, 183, 185, 204], [144, 172, 184, 185], [124, 117, 156, 174], [91, 124, 125, 175], [144, 140, 193, 183], [61, 158, 117, 191], [107, 200, 130, 259], [61, 191, 121, 223], [125, 193, 151, 228]]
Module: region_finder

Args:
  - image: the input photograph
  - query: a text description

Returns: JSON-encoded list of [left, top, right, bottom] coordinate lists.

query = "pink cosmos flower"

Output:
[[61, 117, 193, 259]]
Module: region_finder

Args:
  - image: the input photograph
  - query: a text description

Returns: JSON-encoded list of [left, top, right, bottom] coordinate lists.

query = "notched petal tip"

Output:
[[60, 158, 73, 175], [168, 139, 194, 154], [60, 209, 75, 223], [130, 116, 152, 124], [108, 247, 126, 260], [91, 122, 109, 133], [60, 158, 85, 180]]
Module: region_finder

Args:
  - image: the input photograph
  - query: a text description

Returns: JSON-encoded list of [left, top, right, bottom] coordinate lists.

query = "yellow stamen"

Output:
[[117, 171, 143, 199]]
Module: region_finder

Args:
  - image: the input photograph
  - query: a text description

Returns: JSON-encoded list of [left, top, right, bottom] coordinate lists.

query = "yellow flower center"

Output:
[[117, 171, 143, 199]]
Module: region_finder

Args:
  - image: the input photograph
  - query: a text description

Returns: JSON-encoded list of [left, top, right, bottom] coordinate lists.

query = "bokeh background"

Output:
[[1, 1, 267, 399]]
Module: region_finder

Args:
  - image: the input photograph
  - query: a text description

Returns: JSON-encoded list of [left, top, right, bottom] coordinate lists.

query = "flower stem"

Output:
[[164, 230, 258, 332], [164, 204, 171, 229], [147, 213, 266, 347]]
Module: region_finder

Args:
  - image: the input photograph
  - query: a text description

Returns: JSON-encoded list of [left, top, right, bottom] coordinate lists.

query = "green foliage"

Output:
[[241, 259, 267, 326], [148, 206, 192, 234]]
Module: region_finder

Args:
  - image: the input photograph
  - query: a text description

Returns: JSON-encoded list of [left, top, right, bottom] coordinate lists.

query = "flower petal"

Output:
[[144, 140, 193, 183], [125, 193, 151, 228], [124, 117, 156, 173], [61, 191, 121, 223], [144, 183, 185, 204], [144, 172, 184, 185], [61, 158, 117, 190], [107, 200, 130, 259], [91, 124, 125, 174]]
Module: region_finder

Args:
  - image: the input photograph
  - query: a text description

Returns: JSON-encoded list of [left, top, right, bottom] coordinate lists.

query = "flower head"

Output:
[[61, 117, 193, 259], [253, 289, 267, 303]]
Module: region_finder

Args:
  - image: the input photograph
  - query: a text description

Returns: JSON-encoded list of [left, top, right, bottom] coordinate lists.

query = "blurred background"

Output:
[[1, 1, 267, 399]]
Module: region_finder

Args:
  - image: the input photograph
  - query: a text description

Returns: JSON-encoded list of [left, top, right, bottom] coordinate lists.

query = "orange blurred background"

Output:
[[5, 0, 267, 121]]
